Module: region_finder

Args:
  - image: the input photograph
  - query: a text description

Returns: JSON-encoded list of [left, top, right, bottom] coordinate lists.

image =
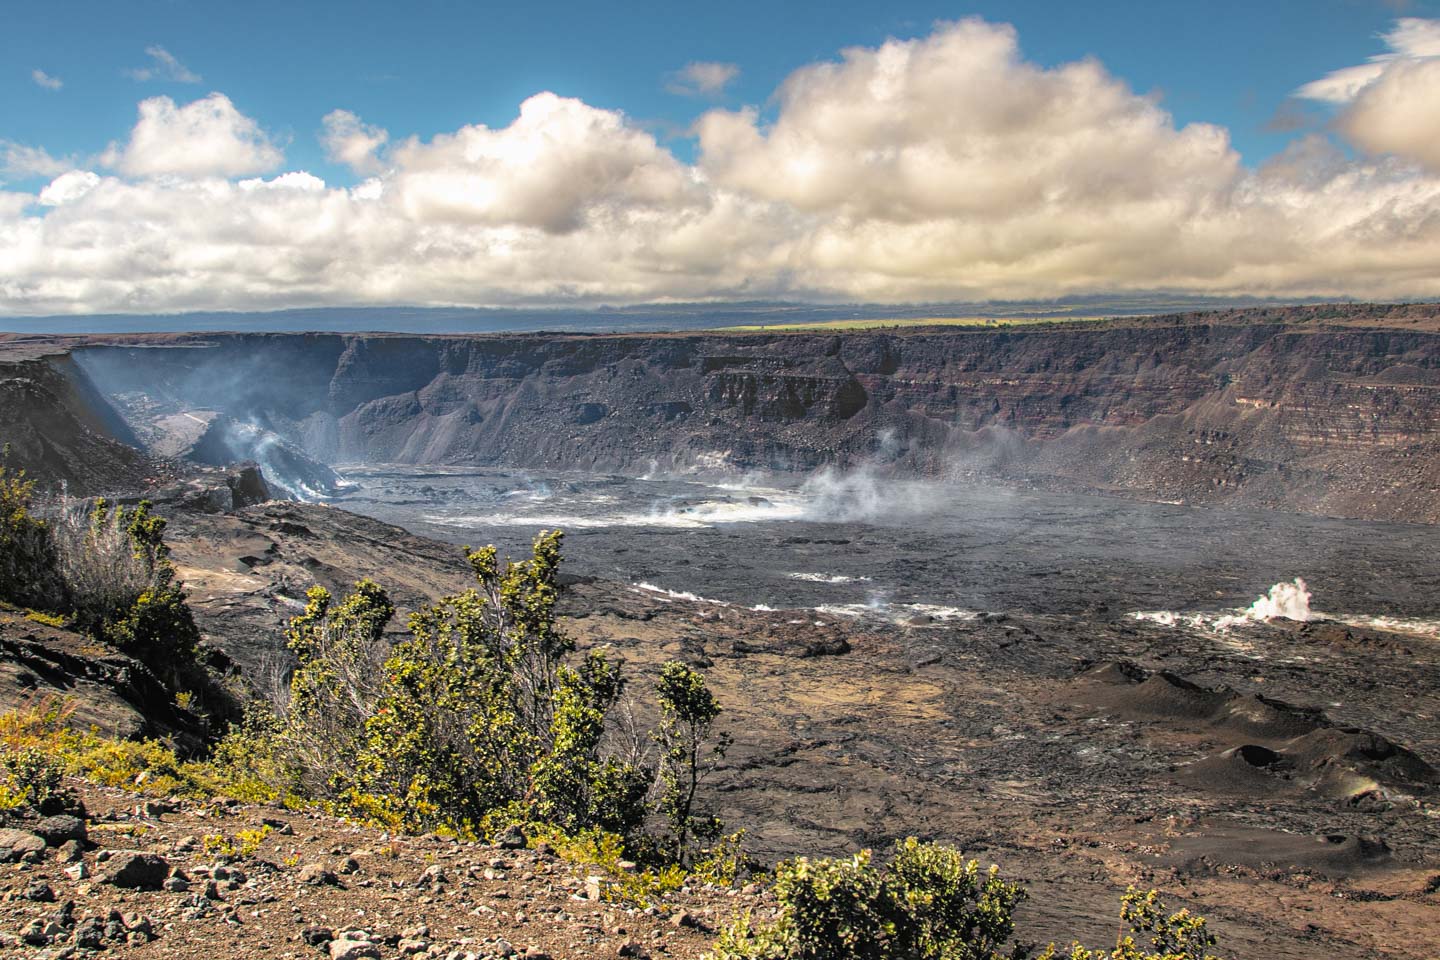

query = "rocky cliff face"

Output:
[[8, 310, 1437, 522], [0, 344, 155, 495]]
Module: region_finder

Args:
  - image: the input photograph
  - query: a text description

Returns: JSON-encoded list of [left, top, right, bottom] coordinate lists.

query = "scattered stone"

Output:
[[163, 875, 191, 893], [299, 863, 338, 885], [101, 852, 170, 890], [63, 862, 89, 881], [328, 937, 382, 960], [301, 925, 335, 946], [22, 880, 55, 901], [338, 855, 361, 874]]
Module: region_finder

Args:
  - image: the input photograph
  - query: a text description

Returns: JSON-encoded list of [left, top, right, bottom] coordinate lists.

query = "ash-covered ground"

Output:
[[155, 466, 1440, 959]]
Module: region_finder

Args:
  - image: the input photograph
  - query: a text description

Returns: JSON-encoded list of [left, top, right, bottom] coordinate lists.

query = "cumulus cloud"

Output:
[[666, 61, 740, 97], [320, 110, 389, 175], [31, 69, 62, 91], [126, 45, 203, 83], [105, 93, 284, 178], [387, 92, 701, 233], [37, 171, 101, 206], [1298, 18, 1440, 169], [6, 18, 1440, 314]]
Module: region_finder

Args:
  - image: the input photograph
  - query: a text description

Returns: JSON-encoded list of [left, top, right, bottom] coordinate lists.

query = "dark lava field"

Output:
[[334, 463, 1440, 624]]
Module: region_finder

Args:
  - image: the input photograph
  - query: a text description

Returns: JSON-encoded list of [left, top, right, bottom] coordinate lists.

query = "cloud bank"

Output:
[[5, 18, 1440, 314]]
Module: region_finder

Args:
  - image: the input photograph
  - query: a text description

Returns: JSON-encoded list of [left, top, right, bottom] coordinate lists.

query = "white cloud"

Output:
[[0, 143, 71, 180], [107, 93, 283, 178], [31, 69, 62, 91], [666, 61, 740, 97], [1298, 18, 1440, 169], [126, 45, 202, 83], [320, 110, 389, 175], [37, 171, 101, 206], [1337, 58, 1440, 170], [6, 19, 1440, 314], [387, 92, 700, 234]]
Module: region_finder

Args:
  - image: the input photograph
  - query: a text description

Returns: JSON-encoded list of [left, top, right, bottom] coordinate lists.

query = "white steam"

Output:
[[1131, 577, 1440, 639], [1235, 578, 1313, 622]]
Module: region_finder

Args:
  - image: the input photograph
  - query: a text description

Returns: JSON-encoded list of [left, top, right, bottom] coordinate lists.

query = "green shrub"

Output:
[[0, 462, 62, 611], [710, 839, 1028, 960], [267, 532, 652, 843], [352, 532, 651, 838], [44, 498, 202, 686], [0, 745, 66, 812], [281, 579, 395, 796]]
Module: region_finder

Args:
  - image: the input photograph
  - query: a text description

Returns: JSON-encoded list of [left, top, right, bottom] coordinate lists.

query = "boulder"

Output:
[[33, 814, 87, 846], [102, 852, 170, 890], [329, 939, 381, 960], [0, 828, 46, 862]]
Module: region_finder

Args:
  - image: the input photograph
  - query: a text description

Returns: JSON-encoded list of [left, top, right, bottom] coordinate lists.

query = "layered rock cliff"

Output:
[[5, 306, 1440, 521]]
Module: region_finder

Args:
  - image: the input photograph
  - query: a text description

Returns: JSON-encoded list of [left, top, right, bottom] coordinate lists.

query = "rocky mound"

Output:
[[0, 608, 213, 746], [1074, 660, 1440, 802]]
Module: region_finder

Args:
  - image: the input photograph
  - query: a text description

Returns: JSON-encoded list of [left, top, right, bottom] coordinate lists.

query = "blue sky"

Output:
[[5, 0, 1434, 182], [4, 1, 1440, 314]]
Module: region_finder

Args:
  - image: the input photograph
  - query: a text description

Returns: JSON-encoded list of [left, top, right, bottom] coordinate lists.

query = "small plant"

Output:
[[655, 660, 731, 864], [709, 839, 1027, 960], [1039, 888, 1225, 960], [22, 609, 67, 628], [0, 460, 62, 611], [203, 824, 272, 859], [0, 745, 65, 812], [531, 825, 687, 908]]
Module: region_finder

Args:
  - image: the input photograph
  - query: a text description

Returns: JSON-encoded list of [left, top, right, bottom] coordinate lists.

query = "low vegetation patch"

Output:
[[0, 460, 208, 697]]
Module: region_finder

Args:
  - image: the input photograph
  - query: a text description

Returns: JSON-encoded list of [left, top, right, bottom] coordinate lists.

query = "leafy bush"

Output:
[[710, 839, 1028, 960], [0, 745, 66, 812], [0, 481, 204, 692], [351, 533, 652, 839], [0, 462, 62, 611], [280, 579, 395, 796], [265, 532, 655, 843], [50, 498, 201, 675]]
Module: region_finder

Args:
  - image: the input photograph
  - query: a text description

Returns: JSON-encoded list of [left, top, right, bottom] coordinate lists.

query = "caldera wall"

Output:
[[16, 310, 1440, 522]]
